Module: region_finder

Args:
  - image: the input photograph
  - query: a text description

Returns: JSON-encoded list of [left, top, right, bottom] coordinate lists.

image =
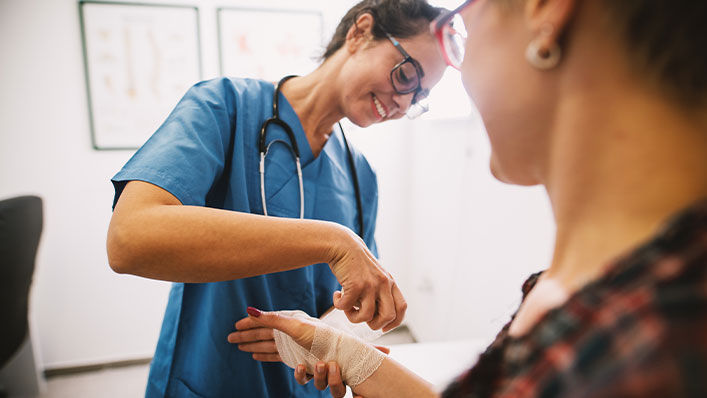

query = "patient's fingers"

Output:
[[294, 364, 309, 385], [251, 353, 281, 362], [245, 307, 316, 350], [236, 341, 277, 354], [314, 362, 328, 391], [234, 316, 265, 330], [227, 327, 274, 344], [327, 362, 346, 398]]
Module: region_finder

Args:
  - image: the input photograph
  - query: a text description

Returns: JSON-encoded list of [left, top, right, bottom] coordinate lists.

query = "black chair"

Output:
[[0, 196, 42, 369]]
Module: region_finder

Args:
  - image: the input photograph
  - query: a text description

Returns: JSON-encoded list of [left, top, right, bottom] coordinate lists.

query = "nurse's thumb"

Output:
[[333, 289, 357, 311], [246, 307, 297, 336]]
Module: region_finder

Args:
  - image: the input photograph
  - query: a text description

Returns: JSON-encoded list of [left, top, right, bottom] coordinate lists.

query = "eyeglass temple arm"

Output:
[[434, 0, 475, 31], [385, 32, 410, 58], [385, 32, 426, 79]]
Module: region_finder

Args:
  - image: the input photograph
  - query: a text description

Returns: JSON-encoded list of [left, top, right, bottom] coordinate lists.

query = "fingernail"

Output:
[[246, 306, 262, 317], [328, 363, 336, 373], [316, 363, 325, 373]]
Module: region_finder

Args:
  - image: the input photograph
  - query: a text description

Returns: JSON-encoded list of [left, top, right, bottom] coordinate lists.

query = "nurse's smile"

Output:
[[371, 93, 389, 121]]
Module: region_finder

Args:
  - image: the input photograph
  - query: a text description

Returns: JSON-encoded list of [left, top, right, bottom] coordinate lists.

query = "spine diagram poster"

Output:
[[217, 8, 324, 81], [80, 1, 201, 149]]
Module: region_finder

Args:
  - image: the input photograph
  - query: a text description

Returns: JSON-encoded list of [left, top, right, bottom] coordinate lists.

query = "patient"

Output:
[[228, 0, 707, 396]]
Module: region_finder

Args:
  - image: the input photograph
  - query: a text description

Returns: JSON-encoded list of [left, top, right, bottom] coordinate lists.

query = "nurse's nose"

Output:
[[392, 92, 415, 115]]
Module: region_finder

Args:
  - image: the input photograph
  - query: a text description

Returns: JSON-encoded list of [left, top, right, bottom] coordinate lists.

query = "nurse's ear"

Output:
[[344, 13, 376, 54]]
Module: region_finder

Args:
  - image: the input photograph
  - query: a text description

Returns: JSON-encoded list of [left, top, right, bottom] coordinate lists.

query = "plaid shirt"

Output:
[[443, 199, 707, 398]]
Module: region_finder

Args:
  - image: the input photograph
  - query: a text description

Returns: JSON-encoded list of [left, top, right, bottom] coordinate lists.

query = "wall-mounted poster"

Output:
[[217, 8, 324, 81], [79, 1, 201, 150]]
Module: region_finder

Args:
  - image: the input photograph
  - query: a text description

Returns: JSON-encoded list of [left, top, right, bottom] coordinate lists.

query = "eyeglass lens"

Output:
[[392, 61, 420, 93]]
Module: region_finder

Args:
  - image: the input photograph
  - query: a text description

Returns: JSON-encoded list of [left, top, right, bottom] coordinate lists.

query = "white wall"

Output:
[[0, 0, 170, 369], [406, 115, 555, 343], [0, 0, 360, 369], [0, 0, 556, 370]]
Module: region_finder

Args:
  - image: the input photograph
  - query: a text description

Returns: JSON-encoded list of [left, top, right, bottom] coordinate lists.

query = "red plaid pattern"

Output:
[[443, 199, 707, 397]]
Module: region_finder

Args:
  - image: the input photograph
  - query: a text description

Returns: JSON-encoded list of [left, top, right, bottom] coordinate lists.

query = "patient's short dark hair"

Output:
[[603, 0, 707, 106]]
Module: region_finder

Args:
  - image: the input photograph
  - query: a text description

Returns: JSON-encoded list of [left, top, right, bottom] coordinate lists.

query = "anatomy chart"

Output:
[[80, 2, 200, 149], [218, 8, 324, 81]]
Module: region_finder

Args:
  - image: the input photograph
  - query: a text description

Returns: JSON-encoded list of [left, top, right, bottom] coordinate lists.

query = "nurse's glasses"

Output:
[[384, 32, 430, 118], [432, 0, 474, 70]]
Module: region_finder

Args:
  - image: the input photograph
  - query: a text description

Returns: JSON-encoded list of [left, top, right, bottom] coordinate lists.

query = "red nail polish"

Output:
[[247, 306, 262, 317]]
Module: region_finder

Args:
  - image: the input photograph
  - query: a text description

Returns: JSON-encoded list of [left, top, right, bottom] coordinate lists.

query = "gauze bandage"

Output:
[[272, 310, 386, 387]]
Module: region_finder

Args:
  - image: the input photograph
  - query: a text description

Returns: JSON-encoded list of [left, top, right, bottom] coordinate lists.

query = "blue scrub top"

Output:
[[111, 77, 379, 397]]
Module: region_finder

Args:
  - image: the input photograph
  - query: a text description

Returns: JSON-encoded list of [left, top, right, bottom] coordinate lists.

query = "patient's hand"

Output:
[[228, 312, 391, 365], [230, 307, 388, 391], [294, 352, 388, 398], [295, 361, 362, 398], [227, 315, 281, 362], [228, 306, 342, 361]]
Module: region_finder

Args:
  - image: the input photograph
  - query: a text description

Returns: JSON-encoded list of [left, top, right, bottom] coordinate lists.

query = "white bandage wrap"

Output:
[[272, 310, 386, 387]]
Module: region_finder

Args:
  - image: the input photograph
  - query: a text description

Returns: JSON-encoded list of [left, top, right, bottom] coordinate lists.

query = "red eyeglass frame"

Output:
[[431, 0, 476, 69]]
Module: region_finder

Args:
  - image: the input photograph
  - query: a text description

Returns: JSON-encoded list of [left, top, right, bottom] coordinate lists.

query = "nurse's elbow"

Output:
[[106, 220, 140, 275]]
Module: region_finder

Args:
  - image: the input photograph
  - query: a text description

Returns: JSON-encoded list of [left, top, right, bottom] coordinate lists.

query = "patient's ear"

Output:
[[524, 0, 578, 43]]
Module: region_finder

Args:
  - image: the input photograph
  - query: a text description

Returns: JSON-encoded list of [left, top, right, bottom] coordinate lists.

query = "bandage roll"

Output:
[[272, 310, 386, 387]]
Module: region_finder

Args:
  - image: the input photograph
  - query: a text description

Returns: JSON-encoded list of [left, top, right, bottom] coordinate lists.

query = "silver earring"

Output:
[[525, 38, 561, 70]]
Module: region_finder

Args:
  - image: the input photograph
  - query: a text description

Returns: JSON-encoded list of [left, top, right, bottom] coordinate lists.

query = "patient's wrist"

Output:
[[272, 310, 386, 387]]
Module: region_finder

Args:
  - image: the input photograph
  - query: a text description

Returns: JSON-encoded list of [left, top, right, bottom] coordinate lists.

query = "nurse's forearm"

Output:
[[107, 182, 353, 283], [352, 357, 439, 398]]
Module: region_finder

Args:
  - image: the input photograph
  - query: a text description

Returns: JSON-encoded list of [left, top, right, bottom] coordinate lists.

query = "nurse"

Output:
[[106, 0, 446, 397]]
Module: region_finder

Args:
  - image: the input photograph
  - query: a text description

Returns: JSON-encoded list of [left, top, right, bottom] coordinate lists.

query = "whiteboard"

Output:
[[217, 8, 324, 81], [80, 2, 201, 149]]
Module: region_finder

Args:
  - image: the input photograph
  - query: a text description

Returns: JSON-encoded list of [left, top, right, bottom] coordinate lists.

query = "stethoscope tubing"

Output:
[[259, 143, 304, 219], [258, 75, 364, 238]]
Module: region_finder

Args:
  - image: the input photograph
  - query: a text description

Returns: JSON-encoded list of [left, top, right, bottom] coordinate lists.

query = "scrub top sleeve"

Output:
[[112, 78, 238, 208]]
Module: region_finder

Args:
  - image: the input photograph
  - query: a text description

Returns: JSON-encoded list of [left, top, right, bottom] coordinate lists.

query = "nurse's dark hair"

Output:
[[499, 0, 707, 106], [322, 0, 443, 60]]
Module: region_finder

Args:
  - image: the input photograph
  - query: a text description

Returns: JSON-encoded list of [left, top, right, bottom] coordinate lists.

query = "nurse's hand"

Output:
[[227, 316, 280, 362], [329, 228, 407, 332]]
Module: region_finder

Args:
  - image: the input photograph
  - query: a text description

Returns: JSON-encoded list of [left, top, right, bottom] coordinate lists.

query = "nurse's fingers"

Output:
[[382, 283, 407, 333], [251, 353, 282, 362], [236, 341, 277, 354], [367, 285, 396, 330], [227, 327, 274, 344], [344, 294, 376, 324], [314, 362, 328, 391], [333, 285, 361, 314], [326, 362, 347, 398]]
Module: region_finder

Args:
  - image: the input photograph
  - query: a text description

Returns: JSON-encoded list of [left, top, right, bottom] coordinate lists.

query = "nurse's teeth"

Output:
[[373, 96, 387, 118]]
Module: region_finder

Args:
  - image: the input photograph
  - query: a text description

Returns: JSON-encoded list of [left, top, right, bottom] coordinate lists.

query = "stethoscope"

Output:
[[258, 75, 365, 238]]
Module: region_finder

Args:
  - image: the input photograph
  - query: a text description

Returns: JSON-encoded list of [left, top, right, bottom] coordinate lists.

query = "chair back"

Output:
[[0, 196, 42, 368]]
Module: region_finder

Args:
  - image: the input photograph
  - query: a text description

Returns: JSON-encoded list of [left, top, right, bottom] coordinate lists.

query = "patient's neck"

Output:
[[544, 89, 707, 293]]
